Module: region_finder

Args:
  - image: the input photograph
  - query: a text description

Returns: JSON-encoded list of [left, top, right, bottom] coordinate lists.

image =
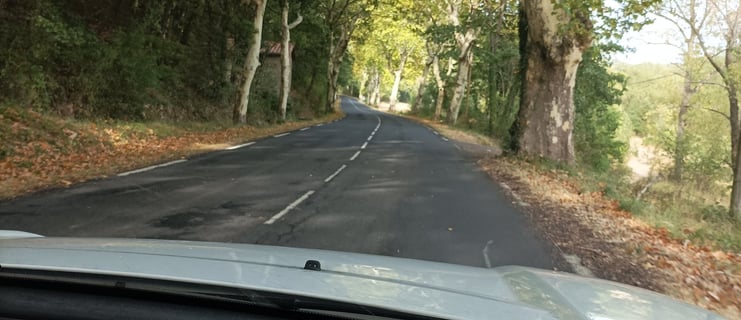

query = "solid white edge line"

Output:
[[299, 127, 310, 131], [324, 164, 347, 183], [350, 151, 361, 161], [273, 133, 290, 138], [265, 190, 315, 225], [118, 159, 187, 177], [361, 142, 368, 149], [225, 141, 255, 150]]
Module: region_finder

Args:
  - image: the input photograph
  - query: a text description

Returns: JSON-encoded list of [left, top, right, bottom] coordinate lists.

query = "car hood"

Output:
[[0, 234, 722, 320]]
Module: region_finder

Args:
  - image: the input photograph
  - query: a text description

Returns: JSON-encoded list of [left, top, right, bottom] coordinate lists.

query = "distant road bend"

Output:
[[0, 97, 556, 269]]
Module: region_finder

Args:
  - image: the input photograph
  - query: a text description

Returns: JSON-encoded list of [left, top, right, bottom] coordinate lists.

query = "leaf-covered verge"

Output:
[[408, 115, 741, 318], [0, 106, 342, 200], [481, 157, 740, 319]]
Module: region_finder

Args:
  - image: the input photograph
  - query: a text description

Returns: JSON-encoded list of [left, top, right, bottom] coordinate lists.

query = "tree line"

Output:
[[347, 0, 741, 221], [0, 0, 364, 123]]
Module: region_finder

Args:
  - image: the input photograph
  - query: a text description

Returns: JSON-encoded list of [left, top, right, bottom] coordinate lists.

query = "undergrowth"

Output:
[[533, 157, 741, 252]]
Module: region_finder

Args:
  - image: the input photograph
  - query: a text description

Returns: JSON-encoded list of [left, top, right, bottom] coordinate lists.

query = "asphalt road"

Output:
[[0, 97, 556, 269]]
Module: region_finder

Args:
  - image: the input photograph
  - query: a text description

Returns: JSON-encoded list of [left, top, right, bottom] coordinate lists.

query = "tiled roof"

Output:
[[260, 41, 294, 55]]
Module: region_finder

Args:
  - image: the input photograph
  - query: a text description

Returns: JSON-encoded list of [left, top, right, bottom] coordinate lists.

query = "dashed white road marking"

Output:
[[225, 142, 255, 150], [264, 190, 315, 225], [367, 135, 373, 141], [361, 142, 368, 149], [433, 131, 439, 135], [299, 127, 310, 131], [482, 240, 494, 268], [118, 159, 187, 176], [442, 137, 449, 141], [316, 123, 325, 127], [273, 133, 290, 138], [324, 164, 347, 183], [350, 151, 361, 161]]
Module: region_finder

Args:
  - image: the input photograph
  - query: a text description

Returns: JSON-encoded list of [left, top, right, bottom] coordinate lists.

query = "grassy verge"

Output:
[[0, 106, 343, 199], [555, 162, 741, 253]]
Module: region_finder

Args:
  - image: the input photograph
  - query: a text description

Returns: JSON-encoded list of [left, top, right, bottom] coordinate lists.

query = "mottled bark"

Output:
[[448, 46, 473, 124], [388, 50, 409, 112], [432, 56, 445, 121], [326, 18, 357, 113], [368, 68, 380, 106], [234, 0, 267, 124], [444, 0, 479, 125], [372, 69, 381, 105], [513, 0, 590, 163], [278, 0, 302, 121], [411, 56, 433, 113]]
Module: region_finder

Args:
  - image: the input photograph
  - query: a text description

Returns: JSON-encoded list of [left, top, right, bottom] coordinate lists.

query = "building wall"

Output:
[[254, 56, 281, 97]]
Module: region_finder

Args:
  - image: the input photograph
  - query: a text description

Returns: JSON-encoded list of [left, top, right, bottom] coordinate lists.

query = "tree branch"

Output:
[[288, 13, 303, 29], [702, 107, 731, 120], [690, 80, 728, 88]]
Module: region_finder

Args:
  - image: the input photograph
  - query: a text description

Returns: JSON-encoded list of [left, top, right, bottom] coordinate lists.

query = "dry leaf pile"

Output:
[[480, 156, 741, 319]]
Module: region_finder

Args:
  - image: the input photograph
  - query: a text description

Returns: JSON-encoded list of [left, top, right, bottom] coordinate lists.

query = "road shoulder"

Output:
[[396, 112, 740, 319]]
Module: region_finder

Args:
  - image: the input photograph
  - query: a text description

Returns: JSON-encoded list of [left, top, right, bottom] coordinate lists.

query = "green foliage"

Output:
[[2, 0, 231, 119], [552, 0, 660, 41], [573, 47, 627, 171], [0, 0, 335, 122]]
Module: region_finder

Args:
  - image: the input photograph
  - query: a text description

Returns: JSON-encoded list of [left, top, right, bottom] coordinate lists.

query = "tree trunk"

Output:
[[388, 51, 409, 112], [729, 84, 741, 220], [670, 2, 698, 181], [729, 83, 739, 164], [513, 0, 590, 163], [327, 53, 340, 112], [463, 59, 474, 122], [432, 56, 445, 121], [448, 46, 474, 125], [672, 83, 691, 181], [234, 0, 267, 124], [225, 35, 235, 83], [411, 57, 433, 113], [444, 0, 479, 125], [279, 0, 291, 121], [368, 69, 378, 106], [487, 31, 496, 135], [278, 0, 302, 121], [731, 129, 741, 220], [372, 68, 381, 106], [326, 19, 356, 113], [359, 70, 368, 101]]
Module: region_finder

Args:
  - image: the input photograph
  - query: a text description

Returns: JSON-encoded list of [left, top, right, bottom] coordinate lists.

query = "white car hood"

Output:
[[0, 235, 723, 320]]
